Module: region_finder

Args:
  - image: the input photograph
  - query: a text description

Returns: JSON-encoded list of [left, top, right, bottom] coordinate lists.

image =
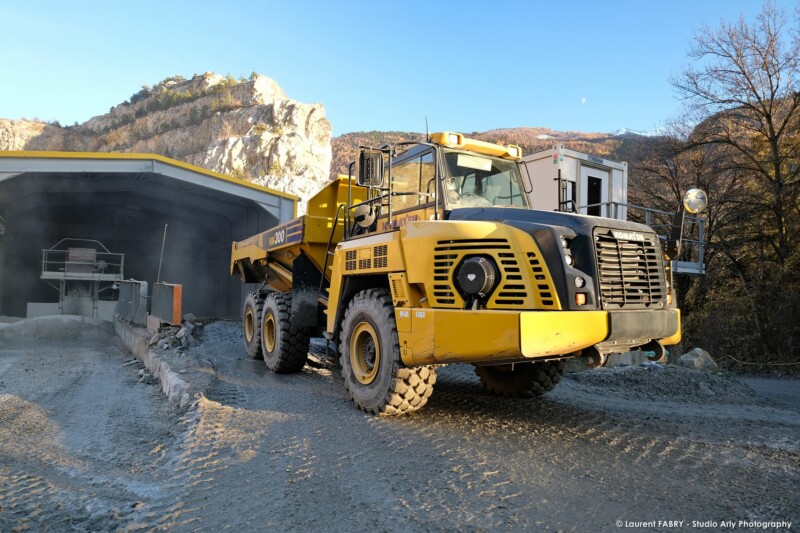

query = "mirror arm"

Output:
[[664, 207, 686, 260]]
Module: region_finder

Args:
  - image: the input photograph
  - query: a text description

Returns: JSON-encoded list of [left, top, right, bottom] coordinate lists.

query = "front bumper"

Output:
[[395, 307, 680, 366]]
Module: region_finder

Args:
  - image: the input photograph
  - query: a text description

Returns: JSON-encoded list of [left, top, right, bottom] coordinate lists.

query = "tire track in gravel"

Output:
[[134, 321, 800, 531], [420, 366, 800, 524], [0, 468, 122, 532], [125, 324, 334, 531], [0, 330, 181, 533]]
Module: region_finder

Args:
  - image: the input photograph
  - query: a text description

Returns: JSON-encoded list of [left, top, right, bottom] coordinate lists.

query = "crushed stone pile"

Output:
[[149, 313, 204, 353], [564, 364, 760, 405], [194, 319, 242, 348]]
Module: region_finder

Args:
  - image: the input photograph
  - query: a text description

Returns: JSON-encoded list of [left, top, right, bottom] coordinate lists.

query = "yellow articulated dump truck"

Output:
[[231, 132, 707, 415]]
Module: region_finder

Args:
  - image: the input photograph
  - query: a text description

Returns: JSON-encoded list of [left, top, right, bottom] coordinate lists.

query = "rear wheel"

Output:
[[340, 289, 436, 415], [475, 360, 565, 398], [242, 291, 264, 360], [261, 292, 309, 373]]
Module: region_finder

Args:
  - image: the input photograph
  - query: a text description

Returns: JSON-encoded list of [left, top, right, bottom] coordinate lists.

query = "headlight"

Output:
[[561, 235, 574, 266], [455, 256, 497, 298], [447, 133, 462, 146]]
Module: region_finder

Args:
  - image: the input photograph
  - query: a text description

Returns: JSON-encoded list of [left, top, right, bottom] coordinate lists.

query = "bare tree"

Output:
[[673, 1, 800, 265], [669, 2, 800, 361]]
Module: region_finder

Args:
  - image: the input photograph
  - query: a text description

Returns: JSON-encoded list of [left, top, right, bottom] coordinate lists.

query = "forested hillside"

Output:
[[331, 127, 662, 177]]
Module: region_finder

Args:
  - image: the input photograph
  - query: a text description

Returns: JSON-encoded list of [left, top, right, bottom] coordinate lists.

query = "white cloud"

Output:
[[581, 97, 587, 105]]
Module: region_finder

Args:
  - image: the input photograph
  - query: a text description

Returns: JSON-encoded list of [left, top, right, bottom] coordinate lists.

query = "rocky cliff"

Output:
[[0, 73, 332, 212]]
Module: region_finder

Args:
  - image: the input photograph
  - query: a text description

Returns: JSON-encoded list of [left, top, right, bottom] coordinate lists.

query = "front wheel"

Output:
[[475, 360, 565, 398], [339, 289, 436, 415]]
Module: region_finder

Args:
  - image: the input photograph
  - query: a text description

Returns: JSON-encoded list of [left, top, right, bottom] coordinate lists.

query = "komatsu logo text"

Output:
[[611, 230, 647, 242]]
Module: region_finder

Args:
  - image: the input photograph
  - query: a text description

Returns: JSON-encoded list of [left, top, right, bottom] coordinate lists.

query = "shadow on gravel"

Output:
[[420, 371, 592, 427]]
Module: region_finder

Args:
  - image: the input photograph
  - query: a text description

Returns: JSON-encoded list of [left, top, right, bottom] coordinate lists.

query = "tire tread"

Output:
[[475, 360, 565, 398], [340, 289, 436, 416], [263, 292, 309, 373]]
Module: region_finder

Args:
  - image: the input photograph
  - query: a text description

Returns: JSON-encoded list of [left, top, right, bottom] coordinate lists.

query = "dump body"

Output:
[[231, 176, 367, 292]]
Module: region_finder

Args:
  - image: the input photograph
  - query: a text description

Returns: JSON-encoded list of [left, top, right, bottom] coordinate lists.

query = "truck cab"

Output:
[[342, 133, 681, 362]]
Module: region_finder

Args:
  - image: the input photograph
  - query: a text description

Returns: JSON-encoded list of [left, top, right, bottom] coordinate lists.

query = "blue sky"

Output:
[[0, 0, 794, 136]]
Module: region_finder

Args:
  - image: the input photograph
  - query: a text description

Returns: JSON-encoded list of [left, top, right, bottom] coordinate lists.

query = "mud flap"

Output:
[[291, 253, 322, 328]]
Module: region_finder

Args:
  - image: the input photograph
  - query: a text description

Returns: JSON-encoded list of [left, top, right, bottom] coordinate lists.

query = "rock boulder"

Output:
[[678, 348, 720, 373]]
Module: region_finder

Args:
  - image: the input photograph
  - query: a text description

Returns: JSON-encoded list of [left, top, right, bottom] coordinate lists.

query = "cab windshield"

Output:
[[442, 149, 529, 209]]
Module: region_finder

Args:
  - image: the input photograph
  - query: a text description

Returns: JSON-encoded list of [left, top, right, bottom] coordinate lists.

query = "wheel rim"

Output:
[[263, 312, 276, 353], [244, 308, 255, 342], [350, 322, 380, 385]]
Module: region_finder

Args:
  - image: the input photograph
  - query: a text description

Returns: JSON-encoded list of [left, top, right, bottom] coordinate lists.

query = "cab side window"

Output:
[[390, 151, 434, 212]]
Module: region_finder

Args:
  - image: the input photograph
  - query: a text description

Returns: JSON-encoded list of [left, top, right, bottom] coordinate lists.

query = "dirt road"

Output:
[[1, 317, 798, 531]]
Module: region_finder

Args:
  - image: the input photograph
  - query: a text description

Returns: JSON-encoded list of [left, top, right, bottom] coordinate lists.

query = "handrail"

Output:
[[44, 238, 112, 253], [318, 203, 347, 300], [41, 246, 125, 279]]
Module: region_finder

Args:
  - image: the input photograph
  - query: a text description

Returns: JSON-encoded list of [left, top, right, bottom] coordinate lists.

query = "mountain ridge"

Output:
[[330, 127, 660, 177]]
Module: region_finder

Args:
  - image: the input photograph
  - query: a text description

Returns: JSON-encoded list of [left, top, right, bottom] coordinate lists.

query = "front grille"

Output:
[[493, 252, 526, 305], [433, 239, 510, 306], [594, 229, 666, 309], [432, 239, 530, 308], [432, 239, 554, 309], [527, 251, 557, 308]]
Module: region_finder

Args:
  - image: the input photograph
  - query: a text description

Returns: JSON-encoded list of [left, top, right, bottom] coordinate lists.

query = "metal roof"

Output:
[[0, 151, 297, 220]]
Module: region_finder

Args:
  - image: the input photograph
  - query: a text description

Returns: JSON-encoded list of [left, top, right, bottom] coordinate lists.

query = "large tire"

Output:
[[242, 291, 265, 360], [475, 360, 565, 398], [261, 292, 309, 373], [339, 289, 436, 415]]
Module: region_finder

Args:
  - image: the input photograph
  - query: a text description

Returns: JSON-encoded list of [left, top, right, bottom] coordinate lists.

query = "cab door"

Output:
[[579, 165, 609, 217], [379, 149, 436, 231]]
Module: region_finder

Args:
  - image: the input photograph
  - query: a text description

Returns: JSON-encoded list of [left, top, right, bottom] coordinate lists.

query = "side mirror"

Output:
[[683, 188, 708, 214], [665, 188, 709, 260], [358, 149, 384, 187]]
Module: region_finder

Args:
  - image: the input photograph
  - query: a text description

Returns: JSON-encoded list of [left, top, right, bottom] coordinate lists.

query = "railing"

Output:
[[115, 280, 148, 326], [41, 239, 124, 281]]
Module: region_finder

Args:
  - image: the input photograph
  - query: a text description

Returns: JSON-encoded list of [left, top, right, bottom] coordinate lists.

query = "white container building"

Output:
[[520, 145, 628, 220]]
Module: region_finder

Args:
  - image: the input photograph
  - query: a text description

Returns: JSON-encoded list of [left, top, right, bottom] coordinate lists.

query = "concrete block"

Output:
[[114, 316, 190, 404], [26, 303, 62, 318], [146, 314, 162, 334], [608, 351, 647, 366], [27, 301, 117, 322]]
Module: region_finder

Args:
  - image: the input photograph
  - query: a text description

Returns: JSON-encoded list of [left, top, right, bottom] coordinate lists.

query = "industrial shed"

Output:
[[0, 152, 296, 319]]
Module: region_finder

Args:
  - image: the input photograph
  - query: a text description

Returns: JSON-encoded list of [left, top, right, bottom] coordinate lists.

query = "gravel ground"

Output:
[[0, 317, 182, 532], [1, 317, 798, 531], [566, 363, 762, 405]]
